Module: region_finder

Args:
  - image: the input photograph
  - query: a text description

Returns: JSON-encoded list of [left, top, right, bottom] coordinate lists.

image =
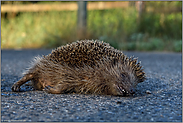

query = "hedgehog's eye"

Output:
[[121, 73, 127, 78]]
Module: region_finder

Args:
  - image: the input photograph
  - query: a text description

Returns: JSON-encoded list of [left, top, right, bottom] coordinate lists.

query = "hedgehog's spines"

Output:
[[47, 39, 145, 82]]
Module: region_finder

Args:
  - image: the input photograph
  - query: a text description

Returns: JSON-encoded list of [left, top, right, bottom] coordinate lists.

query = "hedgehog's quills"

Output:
[[12, 40, 145, 96]]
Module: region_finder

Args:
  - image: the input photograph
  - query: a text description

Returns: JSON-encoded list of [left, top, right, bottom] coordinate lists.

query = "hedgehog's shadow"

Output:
[[134, 77, 166, 97]]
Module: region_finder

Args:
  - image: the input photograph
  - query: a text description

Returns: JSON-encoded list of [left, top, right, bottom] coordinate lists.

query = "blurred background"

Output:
[[1, 1, 182, 52]]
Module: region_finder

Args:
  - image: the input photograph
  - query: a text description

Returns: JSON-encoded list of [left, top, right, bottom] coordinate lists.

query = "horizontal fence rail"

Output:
[[1, 2, 129, 13]]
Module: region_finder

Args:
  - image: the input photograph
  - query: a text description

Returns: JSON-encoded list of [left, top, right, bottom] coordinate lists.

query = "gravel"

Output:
[[1, 49, 182, 122]]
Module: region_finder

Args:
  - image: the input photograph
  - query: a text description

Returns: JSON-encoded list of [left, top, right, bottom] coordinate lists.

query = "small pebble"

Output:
[[146, 90, 152, 94]]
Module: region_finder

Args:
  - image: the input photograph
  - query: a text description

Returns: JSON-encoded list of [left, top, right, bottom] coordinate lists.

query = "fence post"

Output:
[[136, 1, 145, 24], [77, 1, 87, 39]]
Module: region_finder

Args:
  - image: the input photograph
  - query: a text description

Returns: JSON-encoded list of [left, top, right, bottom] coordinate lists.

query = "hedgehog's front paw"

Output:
[[11, 83, 21, 92], [43, 85, 61, 94], [43, 85, 53, 93]]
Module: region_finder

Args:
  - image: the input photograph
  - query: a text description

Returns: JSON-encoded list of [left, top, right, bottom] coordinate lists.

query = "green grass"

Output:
[[1, 7, 182, 52], [1, 11, 78, 49]]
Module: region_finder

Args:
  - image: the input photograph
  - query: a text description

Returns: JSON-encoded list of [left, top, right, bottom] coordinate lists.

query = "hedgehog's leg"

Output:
[[43, 84, 70, 94], [43, 85, 61, 94], [11, 74, 34, 92]]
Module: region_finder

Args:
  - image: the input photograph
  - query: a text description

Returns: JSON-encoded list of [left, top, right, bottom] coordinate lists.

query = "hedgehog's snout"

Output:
[[123, 88, 135, 96], [115, 83, 136, 96], [123, 87, 136, 96]]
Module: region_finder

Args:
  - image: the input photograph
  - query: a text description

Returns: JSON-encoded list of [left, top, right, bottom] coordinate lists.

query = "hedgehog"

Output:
[[11, 40, 145, 96]]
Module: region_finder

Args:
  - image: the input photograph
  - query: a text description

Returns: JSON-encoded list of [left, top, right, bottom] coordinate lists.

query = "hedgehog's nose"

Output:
[[130, 88, 135, 94]]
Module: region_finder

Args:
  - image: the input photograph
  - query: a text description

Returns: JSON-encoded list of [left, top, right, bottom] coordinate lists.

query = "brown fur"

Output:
[[11, 40, 145, 96]]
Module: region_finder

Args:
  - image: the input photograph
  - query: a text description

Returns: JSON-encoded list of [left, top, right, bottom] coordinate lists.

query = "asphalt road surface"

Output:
[[1, 49, 182, 122]]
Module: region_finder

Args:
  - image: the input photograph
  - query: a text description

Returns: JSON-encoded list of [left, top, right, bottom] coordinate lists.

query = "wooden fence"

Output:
[[1, 2, 130, 13], [1, 2, 181, 13]]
